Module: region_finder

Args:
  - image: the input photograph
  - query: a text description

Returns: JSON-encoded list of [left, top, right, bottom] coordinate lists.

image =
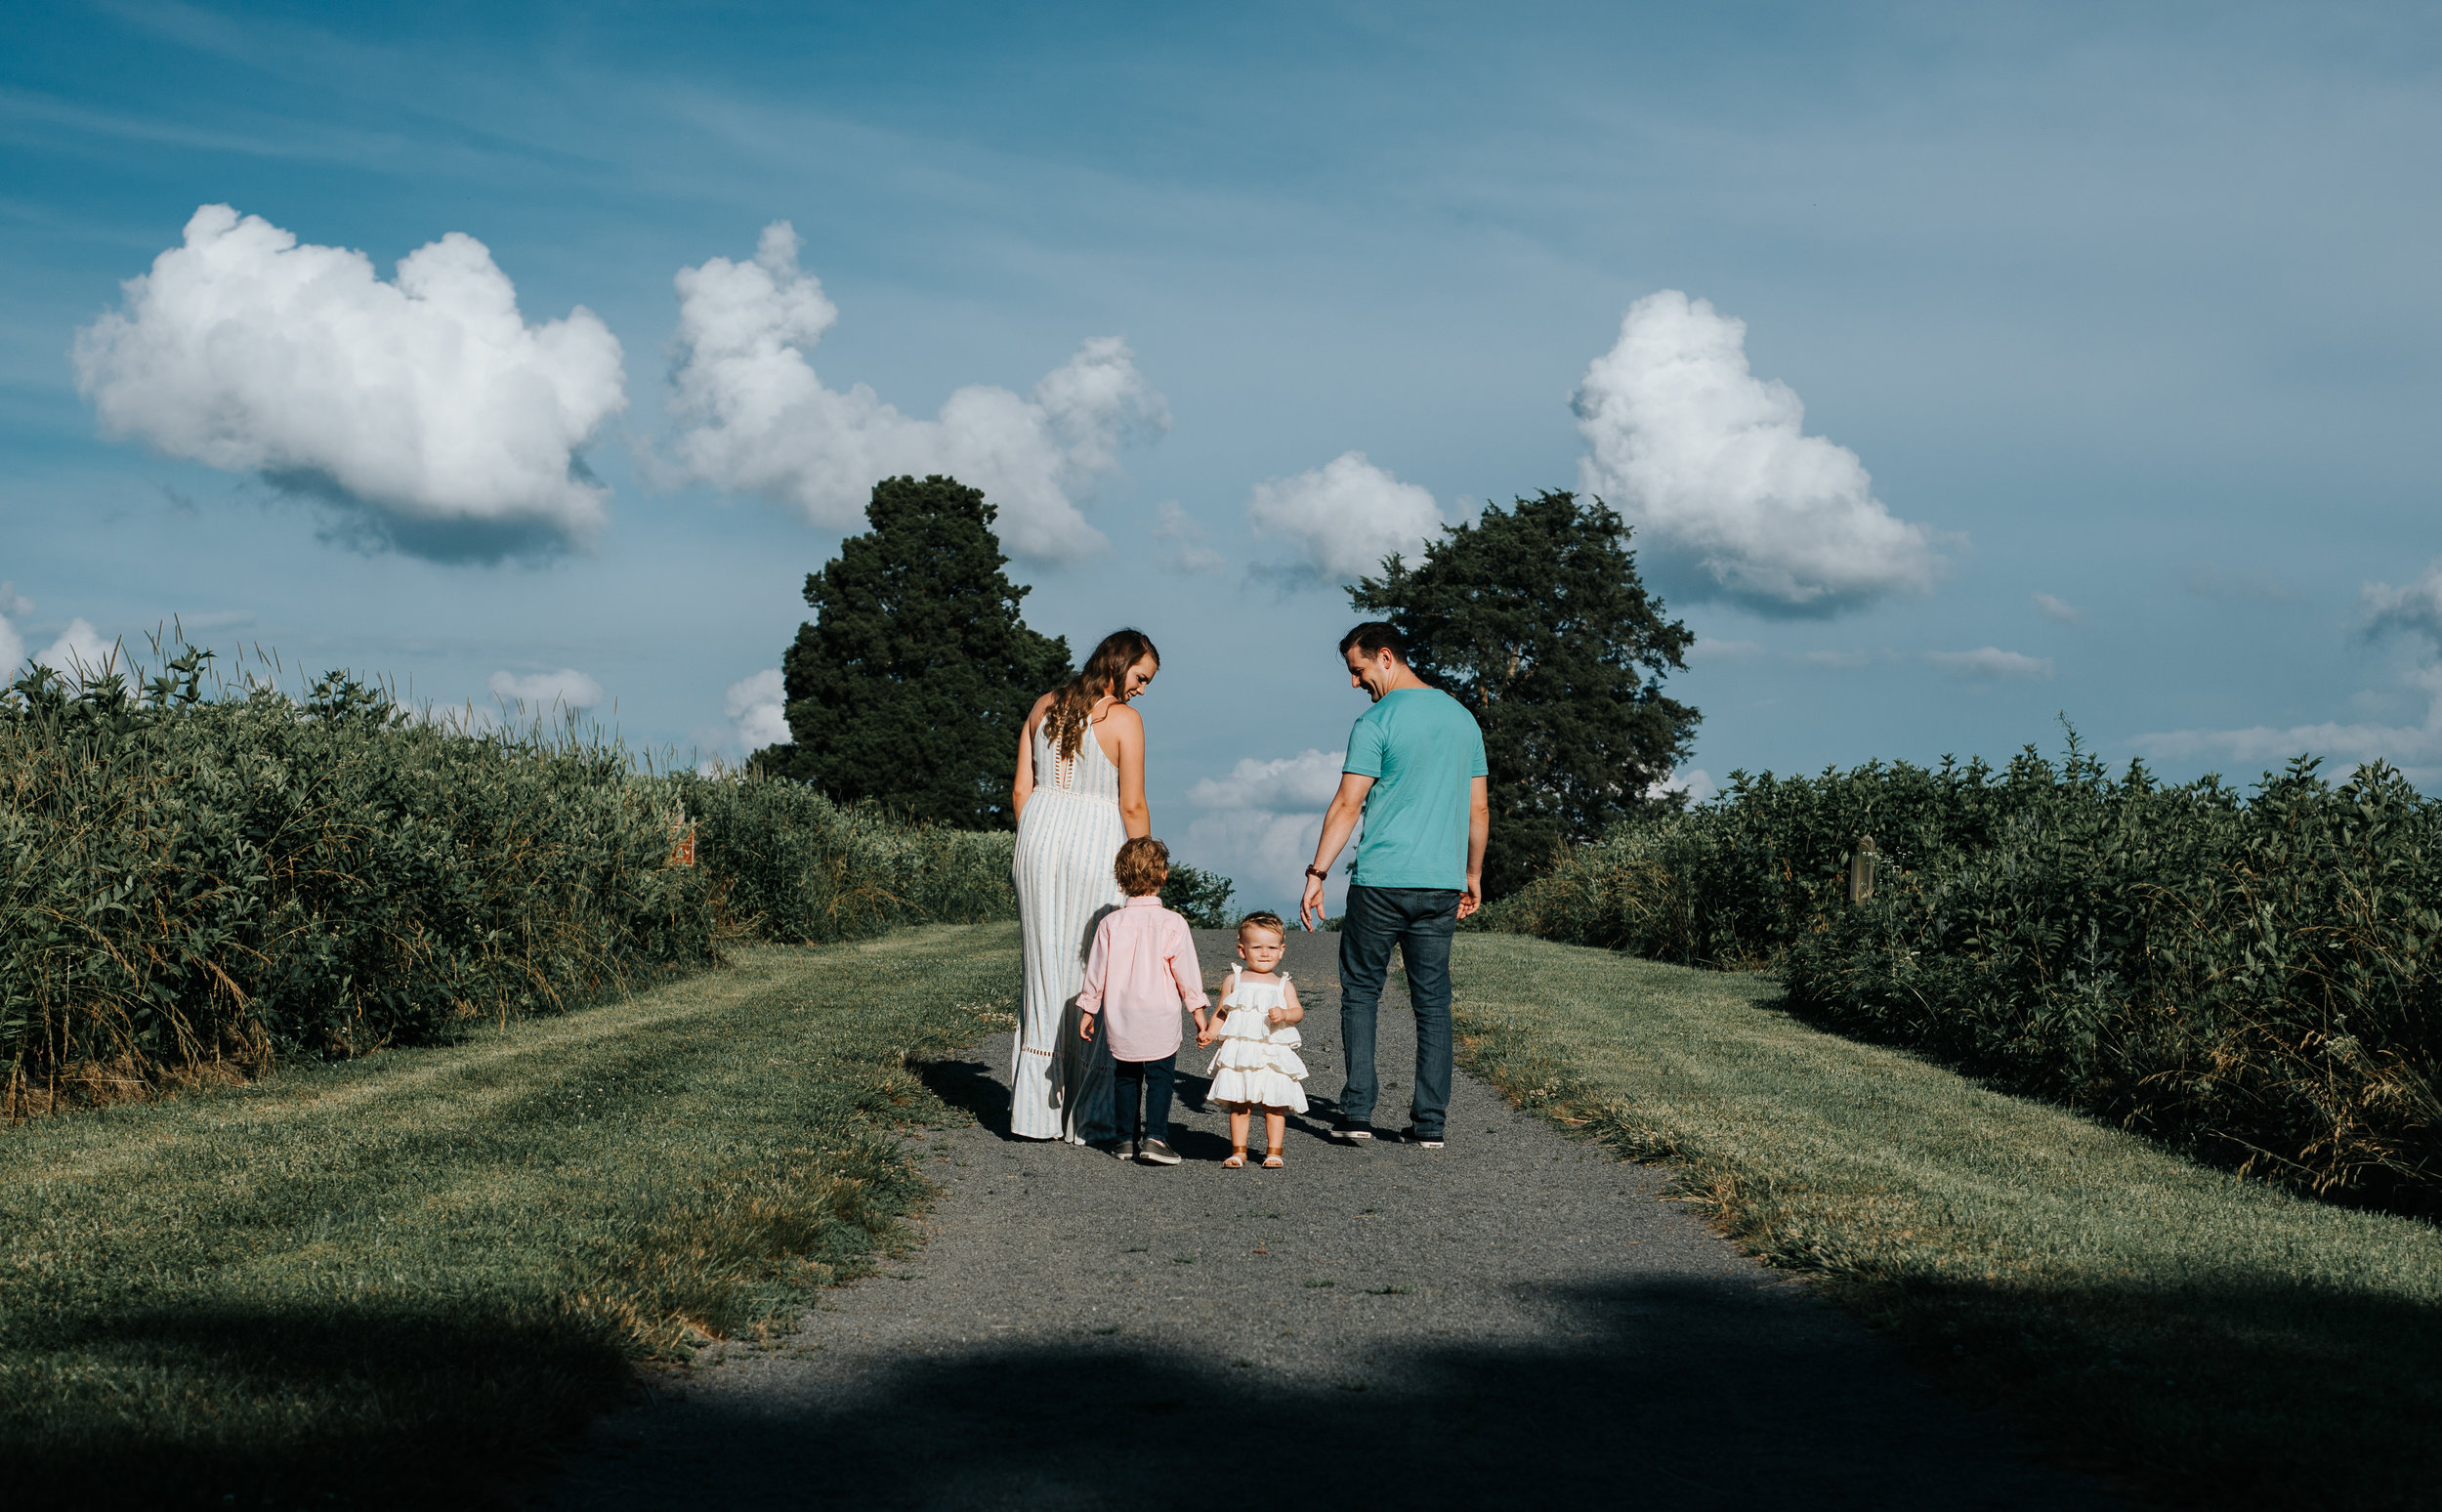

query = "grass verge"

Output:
[[1450, 933, 2441, 1512], [1, 925, 1021, 1508]]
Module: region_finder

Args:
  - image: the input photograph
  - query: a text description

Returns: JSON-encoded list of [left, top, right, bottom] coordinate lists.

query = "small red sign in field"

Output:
[[667, 820, 696, 868]]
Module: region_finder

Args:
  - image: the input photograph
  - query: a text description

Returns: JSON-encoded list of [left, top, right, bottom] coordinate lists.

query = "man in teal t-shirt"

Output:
[[1298, 622, 1490, 1148]]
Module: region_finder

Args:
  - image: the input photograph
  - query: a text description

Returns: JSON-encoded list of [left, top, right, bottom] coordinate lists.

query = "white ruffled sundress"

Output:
[[1205, 965, 1309, 1112]]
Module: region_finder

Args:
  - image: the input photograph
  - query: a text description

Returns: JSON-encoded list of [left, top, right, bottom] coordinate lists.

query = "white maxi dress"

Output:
[[1010, 707, 1126, 1141]]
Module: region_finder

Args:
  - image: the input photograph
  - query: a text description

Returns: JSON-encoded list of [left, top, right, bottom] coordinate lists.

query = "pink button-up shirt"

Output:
[[1075, 896, 1210, 1062]]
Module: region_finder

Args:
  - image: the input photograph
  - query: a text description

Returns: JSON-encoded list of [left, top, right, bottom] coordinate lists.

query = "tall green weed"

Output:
[[2, 648, 1019, 1113], [1495, 745, 2442, 1209]]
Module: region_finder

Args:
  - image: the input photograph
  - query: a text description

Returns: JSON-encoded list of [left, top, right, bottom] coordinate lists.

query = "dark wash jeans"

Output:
[[1111, 1053, 1177, 1145], [1336, 884, 1459, 1138]]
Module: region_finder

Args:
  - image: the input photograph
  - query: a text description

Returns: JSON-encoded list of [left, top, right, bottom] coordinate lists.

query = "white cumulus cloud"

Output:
[[1574, 290, 1945, 614], [487, 668, 605, 710], [2363, 559, 2442, 651], [1246, 450, 1444, 584], [665, 223, 1166, 563], [724, 668, 790, 752], [1182, 748, 1350, 914], [1924, 647, 2053, 680], [72, 205, 626, 561]]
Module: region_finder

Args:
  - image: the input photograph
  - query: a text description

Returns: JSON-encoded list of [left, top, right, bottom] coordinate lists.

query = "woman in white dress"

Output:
[[1009, 629, 1158, 1142]]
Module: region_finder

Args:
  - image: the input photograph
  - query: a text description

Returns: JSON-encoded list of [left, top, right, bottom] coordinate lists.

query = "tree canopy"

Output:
[[755, 475, 1073, 828], [1348, 489, 1699, 897]]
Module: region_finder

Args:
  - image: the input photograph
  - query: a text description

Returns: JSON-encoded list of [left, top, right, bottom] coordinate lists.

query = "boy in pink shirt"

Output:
[[1077, 837, 1211, 1164]]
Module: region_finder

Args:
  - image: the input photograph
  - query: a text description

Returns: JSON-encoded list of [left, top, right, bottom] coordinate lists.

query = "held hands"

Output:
[[1079, 1011, 1096, 1041], [1192, 1009, 1215, 1048]]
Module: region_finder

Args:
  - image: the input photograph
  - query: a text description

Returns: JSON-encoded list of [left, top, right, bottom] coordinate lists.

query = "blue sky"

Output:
[[5, 2, 2439, 907]]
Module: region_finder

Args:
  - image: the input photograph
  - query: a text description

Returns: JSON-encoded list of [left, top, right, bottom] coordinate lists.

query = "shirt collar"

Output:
[[1124, 895, 1163, 907]]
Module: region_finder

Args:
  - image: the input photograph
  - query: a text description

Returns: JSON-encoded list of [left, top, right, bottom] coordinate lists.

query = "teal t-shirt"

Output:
[[1343, 688, 1488, 891]]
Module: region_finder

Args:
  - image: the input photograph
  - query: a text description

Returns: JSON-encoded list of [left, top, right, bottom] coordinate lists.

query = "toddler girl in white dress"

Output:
[[1200, 911, 1308, 1168]]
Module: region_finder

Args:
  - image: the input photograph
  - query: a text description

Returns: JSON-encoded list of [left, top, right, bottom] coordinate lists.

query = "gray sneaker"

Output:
[[1136, 1138, 1183, 1165]]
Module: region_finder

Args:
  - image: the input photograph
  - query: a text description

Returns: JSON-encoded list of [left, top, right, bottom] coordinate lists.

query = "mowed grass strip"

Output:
[[1, 925, 1021, 1509], [1450, 933, 2442, 1512]]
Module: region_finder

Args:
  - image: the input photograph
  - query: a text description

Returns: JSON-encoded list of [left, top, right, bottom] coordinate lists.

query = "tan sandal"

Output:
[[1222, 1151, 1246, 1168], [1262, 1152, 1284, 1169]]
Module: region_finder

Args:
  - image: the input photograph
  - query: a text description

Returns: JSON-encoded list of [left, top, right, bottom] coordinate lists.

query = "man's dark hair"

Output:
[[1338, 622, 1406, 662]]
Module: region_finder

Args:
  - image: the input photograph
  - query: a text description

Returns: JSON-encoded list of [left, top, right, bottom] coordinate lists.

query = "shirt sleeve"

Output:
[[1467, 717, 1489, 778], [1165, 917, 1210, 1010], [1344, 711, 1386, 778], [1076, 917, 1113, 1013]]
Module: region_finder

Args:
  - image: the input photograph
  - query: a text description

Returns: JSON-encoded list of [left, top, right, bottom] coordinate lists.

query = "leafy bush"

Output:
[[1, 649, 1019, 1113], [1159, 863, 1238, 928], [671, 772, 1016, 943], [1496, 744, 2442, 1208]]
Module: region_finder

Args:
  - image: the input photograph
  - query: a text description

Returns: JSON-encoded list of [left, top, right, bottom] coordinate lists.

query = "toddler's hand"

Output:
[[1267, 1007, 1289, 1028]]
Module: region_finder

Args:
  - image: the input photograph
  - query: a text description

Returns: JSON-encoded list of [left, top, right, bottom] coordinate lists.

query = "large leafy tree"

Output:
[[1348, 489, 1699, 898], [757, 475, 1073, 828]]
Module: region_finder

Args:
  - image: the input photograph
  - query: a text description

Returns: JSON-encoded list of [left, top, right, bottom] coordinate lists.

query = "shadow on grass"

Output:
[[915, 1057, 1014, 1136], [540, 1274, 2116, 1512], [11, 1301, 633, 1509]]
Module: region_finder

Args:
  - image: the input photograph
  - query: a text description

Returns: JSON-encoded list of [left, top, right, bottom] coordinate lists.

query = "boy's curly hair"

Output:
[[1237, 910, 1287, 940], [1114, 836, 1171, 898]]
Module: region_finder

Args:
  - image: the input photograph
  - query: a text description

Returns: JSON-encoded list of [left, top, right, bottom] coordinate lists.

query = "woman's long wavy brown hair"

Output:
[[1044, 629, 1159, 764]]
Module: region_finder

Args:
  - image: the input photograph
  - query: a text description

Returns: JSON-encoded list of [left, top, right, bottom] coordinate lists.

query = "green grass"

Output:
[[0, 925, 1021, 1508], [1451, 933, 2442, 1511]]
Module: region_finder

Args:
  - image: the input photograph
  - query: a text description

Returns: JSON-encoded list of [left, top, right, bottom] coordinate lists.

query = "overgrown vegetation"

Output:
[[1450, 933, 2440, 1512], [1, 930, 1020, 1507], [675, 768, 1018, 943], [1491, 742, 2442, 1210], [1, 650, 1017, 1112]]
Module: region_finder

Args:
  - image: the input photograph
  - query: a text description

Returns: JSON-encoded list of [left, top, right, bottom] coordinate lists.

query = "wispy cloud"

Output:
[[487, 667, 605, 710], [1152, 501, 1225, 576], [1686, 638, 1763, 662], [2031, 592, 2081, 624], [2183, 565, 2297, 603], [1924, 647, 2053, 680]]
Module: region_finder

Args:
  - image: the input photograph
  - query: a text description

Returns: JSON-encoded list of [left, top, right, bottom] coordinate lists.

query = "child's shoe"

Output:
[[1136, 1138, 1182, 1165]]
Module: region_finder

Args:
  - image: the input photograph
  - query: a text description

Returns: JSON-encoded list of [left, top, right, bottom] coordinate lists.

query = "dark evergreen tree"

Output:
[[1348, 489, 1700, 898], [756, 475, 1073, 828]]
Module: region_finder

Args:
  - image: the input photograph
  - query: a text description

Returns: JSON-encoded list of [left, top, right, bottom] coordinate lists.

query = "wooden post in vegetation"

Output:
[[1848, 836, 1876, 904]]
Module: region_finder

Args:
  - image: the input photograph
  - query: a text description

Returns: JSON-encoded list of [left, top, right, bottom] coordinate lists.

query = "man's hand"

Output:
[[1455, 875, 1482, 922], [1299, 872, 1327, 931]]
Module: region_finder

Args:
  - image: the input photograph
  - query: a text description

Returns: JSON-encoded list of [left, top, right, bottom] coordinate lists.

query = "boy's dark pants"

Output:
[[1336, 884, 1459, 1139], [1111, 1054, 1177, 1145]]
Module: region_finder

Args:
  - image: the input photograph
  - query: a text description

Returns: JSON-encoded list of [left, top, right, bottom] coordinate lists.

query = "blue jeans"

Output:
[[1336, 885, 1459, 1138], [1111, 1054, 1176, 1145]]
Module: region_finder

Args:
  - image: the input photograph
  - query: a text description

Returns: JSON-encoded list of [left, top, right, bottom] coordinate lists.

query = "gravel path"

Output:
[[536, 929, 2113, 1510]]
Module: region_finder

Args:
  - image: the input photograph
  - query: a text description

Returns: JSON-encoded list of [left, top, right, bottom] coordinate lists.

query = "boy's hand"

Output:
[[1079, 1012, 1096, 1041]]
